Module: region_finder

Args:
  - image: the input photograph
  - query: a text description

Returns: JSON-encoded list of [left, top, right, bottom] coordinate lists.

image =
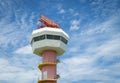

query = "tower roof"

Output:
[[32, 27, 69, 38]]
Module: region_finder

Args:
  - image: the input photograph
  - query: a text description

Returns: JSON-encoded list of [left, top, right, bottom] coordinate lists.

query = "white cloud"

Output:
[[58, 37, 120, 83], [14, 45, 32, 55], [58, 9, 65, 14], [0, 0, 36, 49], [0, 10, 36, 49], [73, 12, 79, 16], [70, 19, 80, 31], [68, 8, 80, 17], [0, 58, 40, 83], [58, 56, 94, 83], [69, 47, 78, 52], [58, 14, 120, 83], [68, 8, 74, 14], [57, 5, 66, 14], [90, 0, 120, 18], [0, 1, 120, 83], [0, 1, 41, 82]]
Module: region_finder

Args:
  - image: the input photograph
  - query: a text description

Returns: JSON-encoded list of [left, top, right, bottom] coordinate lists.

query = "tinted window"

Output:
[[31, 34, 68, 44], [46, 35, 53, 39], [53, 35, 60, 40], [39, 35, 45, 40], [46, 35, 61, 40], [61, 36, 68, 44], [34, 36, 39, 42], [33, 35, 45, 42]]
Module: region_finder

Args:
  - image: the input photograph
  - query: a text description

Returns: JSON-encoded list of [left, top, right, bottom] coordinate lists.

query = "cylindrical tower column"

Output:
[[42, 50, 57, 79], [38, 50, 57, 83]]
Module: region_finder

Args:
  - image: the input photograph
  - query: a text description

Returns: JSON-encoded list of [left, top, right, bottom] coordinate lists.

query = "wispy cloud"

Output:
[[0, 58, 39, 83], [58, 8, 66, 14], [58, 14, 120, 83], [0, 1, 39, 82], [90, 0, 120, 19], [57, 5, 66, 14], [14, 45, 32, 55], [0, 9, 36, 50], [58, 35, 120, 83], [70, 19, 80, 31], [0, 0, 120, 83]]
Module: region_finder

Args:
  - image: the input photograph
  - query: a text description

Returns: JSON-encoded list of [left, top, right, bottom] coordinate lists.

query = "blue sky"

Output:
[[0, 0, 120, 83]]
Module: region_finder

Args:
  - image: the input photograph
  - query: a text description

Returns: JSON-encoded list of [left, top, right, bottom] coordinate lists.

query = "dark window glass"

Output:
[[46, 35, 53, 39], [34, 36, 39, 41], [61, 36, 68, 44], [33, 35, 45, 42], [53, 35, 60, 40], [32, 34, 68, 44], [39, 35, 45, 40]]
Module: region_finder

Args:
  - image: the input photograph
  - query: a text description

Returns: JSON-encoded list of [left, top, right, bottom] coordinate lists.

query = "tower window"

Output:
[[34, 36, 39, 41], [54, 35, 60, 40], [39, 35, 45, 40], [31, 34, 68, 44], [61, 36, 68, 44], [33, 35, 45, 42], [46, 35, 53, 39], [46, 35, 60, 40]]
